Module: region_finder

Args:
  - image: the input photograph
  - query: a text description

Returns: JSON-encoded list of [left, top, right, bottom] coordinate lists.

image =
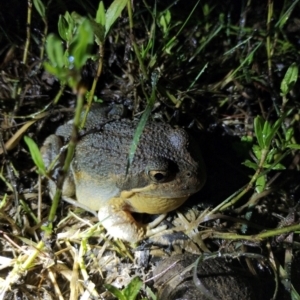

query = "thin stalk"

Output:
[[216, 149, 268, 212], [1, 241, 45, 297], [16, 0, 33, 98], [211, 223, 300, 241], [54, 85, 66, 104], [37, 16, 48, 69], [208, 149, 291, 215], [127, 0, 148, 80], [266, 0, 273, 77], [23, 0, 32, 65], [47, 93, 84, 227], [81, 43, 104, 127]]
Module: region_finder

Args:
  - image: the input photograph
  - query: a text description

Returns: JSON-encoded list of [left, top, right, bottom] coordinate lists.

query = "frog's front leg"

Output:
[[41, 134, 75, 198], [98, 197, 167, 243]]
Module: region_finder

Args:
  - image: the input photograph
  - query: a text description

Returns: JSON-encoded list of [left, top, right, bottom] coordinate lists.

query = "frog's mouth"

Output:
[[124, 192, 189, 214]]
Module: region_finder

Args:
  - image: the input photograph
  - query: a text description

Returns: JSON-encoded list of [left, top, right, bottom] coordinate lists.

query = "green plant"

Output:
[[41, 0, 128, 229], [105, 277, 149, 300], [24, 136, 46, 176]]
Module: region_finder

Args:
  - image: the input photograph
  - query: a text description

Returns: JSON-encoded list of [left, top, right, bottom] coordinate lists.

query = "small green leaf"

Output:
[[252, 144, 261, 160], [280, 63, 298, 96], [45, 34, 65, 68], [271, 163, 285, 170], [145, 286, 157, 300], [265, 114, 286, 147], [266, 148, 277, 163], [261, 162, 285, 170], [24, 136, 46, 175], [242, 160, 258, 170], [71, 19, 94, 69], [43, 62, 60, 77], [94, 1, 106, 43], [287, 144, 300, 150], [96, 1, 106, 27], [63, 12, 75, 42], [104, 284, 126, 300], [58, 15, 69, 41], [285, 127, 294, 142], [203, 4, 211, 16], [262, 120, 275, 149], [127, 74, 157, 169], [159, 10, 171, 34], [33, 0, 46, 18], [90, 20, 105, 45], [105, 0, 128, 36], [255, 175, 266, 193], [71, 11, 84, 24], [275, 1, 299, 29], [123, 277, 143, 300], [254, 116, 264, 149]]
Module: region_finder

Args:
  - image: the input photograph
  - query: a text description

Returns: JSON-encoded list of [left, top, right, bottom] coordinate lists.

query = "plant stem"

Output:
[[266, 0, 273, 77], [54, 84, 65, 104], [82, 43, 104, 127], [47, 93, 84, 226], [37, 16, 48, 70], [127, 0, 148, 80], [23, 0, 32, 65], [213, 149, 269, 212], [211, 223, 300, 241]]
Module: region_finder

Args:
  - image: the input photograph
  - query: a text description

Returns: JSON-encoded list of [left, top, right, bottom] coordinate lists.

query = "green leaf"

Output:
[[45, 34, 65, 68], [242, 160, 258, 170], [43, 62, 60, 77], [94, 1, 106, 43], [90, 20, 105, 45], [71, 11, 84, 24], [265, 116, 283, 148], [252, 144, 261, 160], [270, 163, 285, 170], [33, 0, 46, 18], [96, 1, 106, 27], [275, 1, 299, 29], [104, 284, 126, 300], [123, 277, 143, 300], [262, 119, 271, 145], [127, 73, 157, 168], [266, 148, 277, 163], [285, 127, 294, 142], [254, 116, 264, 149], [261, 162, 285, 170], [255, 175, 266, 193], [58, 15, 69, 41], [71, 19, 94, 69], [159, 10, 171, 34], [280, 63, 298, 96], [64, 12, 75, 42], [105, 0, 128, 36], [287, 144, 300, 150], [24, 136, 46, 175], [145, 286, 157, 300]]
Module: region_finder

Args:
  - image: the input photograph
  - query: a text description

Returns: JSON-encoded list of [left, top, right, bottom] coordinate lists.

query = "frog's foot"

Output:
[[145, 214, 168, 238], [98, 198, 167, 243]]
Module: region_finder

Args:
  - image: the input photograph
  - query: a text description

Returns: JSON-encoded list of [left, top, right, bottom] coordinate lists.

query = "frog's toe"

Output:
[[145, 214, 168, 237]]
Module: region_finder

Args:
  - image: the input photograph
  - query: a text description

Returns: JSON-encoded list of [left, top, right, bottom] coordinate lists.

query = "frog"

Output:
[[152, 254, 270, 300], [41, 105, 206, 242]]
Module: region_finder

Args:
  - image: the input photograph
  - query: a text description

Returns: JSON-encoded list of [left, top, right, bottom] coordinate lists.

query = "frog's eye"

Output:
[[148, 170, 169, 183]]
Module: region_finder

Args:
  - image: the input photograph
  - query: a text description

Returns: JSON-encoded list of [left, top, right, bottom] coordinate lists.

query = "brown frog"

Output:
[[152, 254, 272, 300], [41, 105, 206, 242]]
